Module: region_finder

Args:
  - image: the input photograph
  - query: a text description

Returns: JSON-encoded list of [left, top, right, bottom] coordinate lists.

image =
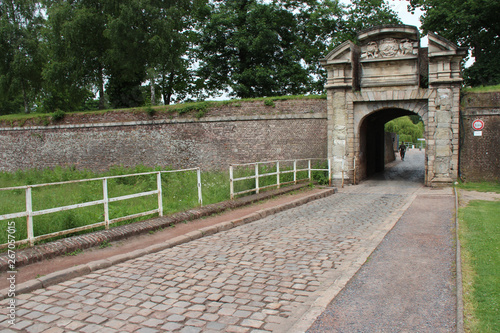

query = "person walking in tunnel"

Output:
[[399, 143, 407, 161]]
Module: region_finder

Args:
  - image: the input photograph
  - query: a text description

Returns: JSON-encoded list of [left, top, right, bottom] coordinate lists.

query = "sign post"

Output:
[[472, 119, 484, 136]]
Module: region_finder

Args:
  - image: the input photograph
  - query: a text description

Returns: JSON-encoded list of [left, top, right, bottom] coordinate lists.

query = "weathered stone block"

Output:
[[435, 111, 452, 124], [434, 128, 452, 140]]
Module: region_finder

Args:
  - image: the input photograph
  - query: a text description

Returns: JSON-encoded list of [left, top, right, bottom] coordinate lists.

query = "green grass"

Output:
[[462, 84, 500, 93], [0, 165, 231, 247], [458, 182, 500, 332], [455, 181, 500, 194], [0, 161, 324, 247]]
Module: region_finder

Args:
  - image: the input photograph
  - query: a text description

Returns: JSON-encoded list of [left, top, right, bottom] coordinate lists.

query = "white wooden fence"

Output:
[[0, 168, 202, 248], [229, 158, 332, 199]]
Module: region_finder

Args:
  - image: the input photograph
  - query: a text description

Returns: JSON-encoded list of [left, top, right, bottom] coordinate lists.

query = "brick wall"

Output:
[[459, 92, 500, 181], [0, 99, 328, 172]]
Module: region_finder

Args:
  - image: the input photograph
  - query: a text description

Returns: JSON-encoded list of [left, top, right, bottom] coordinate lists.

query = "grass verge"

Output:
[[458, 182, 500, 332], [455, 181, 500, 193]]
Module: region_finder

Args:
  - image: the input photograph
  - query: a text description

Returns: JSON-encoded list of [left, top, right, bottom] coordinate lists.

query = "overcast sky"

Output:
[[385, 0, 423, 28], [340, 0, 426, 42]]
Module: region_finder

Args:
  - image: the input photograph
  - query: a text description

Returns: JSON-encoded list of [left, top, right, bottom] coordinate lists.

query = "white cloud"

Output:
[[340, 0, 427, 45]]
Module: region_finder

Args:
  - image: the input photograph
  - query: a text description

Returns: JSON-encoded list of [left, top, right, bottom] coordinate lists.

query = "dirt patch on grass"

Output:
[[458, 189, 500, 207]]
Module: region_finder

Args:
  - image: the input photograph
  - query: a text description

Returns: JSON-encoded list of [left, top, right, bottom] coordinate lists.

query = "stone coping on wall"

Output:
[[461, 91, 500, 115], [0, 183, 335, 273], [0, 98, 327, 129], [0, 113, 327, 131]]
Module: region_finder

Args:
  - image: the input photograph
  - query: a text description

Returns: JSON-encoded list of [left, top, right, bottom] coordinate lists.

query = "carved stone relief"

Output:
[[361, 38, 417, 59]]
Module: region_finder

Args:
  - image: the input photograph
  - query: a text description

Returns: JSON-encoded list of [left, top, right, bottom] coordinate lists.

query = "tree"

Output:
[[42, 0, 107, 112], [198, 0, 319, 98], [144, 0, 204, 105], [0, 0, 45, 114], [331, 0, 401, 46], [42, 0, 204, 110], [197, 0, 400, 99], [385, 116, 424, 144], [409, 0, 500, 86]]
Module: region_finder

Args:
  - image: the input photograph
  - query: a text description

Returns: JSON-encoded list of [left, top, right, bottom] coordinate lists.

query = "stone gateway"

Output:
[[320, 25, 466, 186]]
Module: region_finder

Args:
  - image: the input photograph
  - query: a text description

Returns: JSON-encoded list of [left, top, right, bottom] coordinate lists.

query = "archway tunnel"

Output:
[[357, 108, 424, 180]]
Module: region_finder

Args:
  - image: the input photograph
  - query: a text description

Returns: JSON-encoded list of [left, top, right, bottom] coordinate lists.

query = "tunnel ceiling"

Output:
[[363, 108, 417, 127]]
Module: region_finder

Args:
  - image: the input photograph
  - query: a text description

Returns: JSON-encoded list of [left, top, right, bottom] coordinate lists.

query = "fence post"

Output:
[[197, 168, 203, 206], [255, 163, 260, 194], [26, 187, 34, 247], [157, 172, 163, 216], [103, 178, 109, 229], [293, 160, 297, 184], [276, 161, 280, 189], [229, 165, 234, 200], [328, 158, 332, 186], [308, 160, 312, 182], [353, 157, 357, 185]]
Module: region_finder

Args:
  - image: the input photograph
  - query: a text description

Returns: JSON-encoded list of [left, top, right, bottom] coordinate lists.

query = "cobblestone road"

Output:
[[1, 151, 425, 333]]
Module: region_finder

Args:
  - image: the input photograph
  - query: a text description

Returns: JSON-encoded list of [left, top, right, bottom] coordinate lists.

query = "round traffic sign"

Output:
[[472, 119, 484, 131]]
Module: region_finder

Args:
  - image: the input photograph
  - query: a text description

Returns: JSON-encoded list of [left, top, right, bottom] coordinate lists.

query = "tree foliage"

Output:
[[0, 0, 45, 114], [197, 0, 400, 99], [409, 0, 500, 87], [1, 0, 401, 114], [385, 116, 424, 144]]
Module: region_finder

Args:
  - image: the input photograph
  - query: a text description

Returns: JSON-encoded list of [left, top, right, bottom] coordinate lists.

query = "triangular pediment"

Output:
[[428, 32, 459, 53], [320, 41, 354, 65]]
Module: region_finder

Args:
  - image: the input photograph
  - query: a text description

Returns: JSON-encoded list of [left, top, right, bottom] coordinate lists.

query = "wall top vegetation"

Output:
[[0, 98, 327, 130]]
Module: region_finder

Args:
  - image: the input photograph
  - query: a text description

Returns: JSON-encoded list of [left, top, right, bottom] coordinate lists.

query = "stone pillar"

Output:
[[427, 32, 466, 186], [328, 89, 349, 183], [427, 86, 461, 185], [320, 40, 356, 186]]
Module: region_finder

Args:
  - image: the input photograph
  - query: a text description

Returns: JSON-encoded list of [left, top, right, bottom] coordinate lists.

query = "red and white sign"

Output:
[[472, 119, 484, 131]]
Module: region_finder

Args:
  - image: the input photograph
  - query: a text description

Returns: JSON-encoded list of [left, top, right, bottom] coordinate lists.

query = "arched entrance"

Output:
[[358, 108, 421, 178], [320, 25, 465, 186]]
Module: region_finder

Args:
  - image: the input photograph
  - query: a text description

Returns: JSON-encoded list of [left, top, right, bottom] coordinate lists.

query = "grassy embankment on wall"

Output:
[[0, 94, 326, 127]]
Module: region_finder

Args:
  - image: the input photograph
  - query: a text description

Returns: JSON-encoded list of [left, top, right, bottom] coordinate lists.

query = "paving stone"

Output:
[[64, 320, 86, 330], [104, 319, 126, 330], [167, 314, 186, 322], [160, 322, 183, 331], [85, 314, 107, 324], [135, 328, 159, 333], [241, 318, 264, 329], [142, 318, 163, 327], [185, 318, 207, 327], [218, 307, 236, 316], [180, 327, 202, 333], [226, 325, 251, 333], [37, 314, 60, 324], [128, 315, 147, 324], [11, 319, 33, 330]]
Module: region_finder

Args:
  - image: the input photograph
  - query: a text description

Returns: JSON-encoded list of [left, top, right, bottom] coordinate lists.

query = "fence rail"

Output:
[[229, 158, 331, 199], [0, 168, 202, 248]]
